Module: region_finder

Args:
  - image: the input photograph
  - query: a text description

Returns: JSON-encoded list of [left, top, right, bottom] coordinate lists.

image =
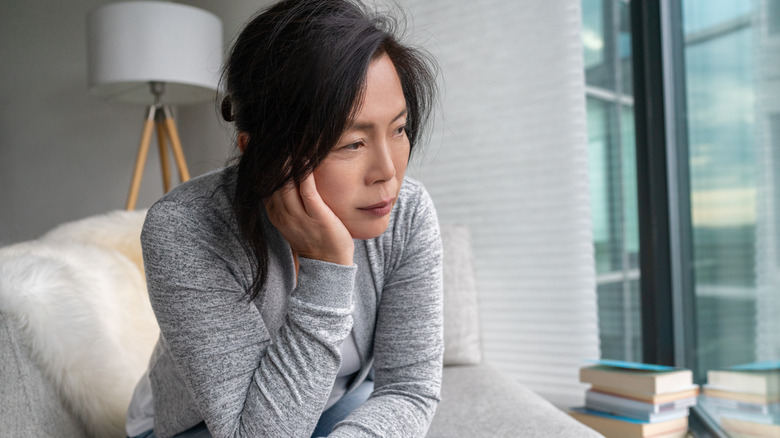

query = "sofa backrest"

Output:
[[439, 224, 483, 366]]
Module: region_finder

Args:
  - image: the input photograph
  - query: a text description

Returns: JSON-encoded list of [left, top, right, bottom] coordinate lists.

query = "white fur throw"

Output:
[[0, 210, 158, 438]]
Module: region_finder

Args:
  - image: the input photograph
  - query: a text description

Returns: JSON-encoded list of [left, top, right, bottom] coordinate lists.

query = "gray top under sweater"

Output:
[[137, 166, 444, 438]]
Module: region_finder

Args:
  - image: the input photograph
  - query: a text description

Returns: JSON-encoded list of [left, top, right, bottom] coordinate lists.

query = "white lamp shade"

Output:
[[87, 1, 223, 105]]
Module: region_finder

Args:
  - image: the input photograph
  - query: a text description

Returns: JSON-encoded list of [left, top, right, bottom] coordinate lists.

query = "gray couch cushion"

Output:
[[440, 225, 482, 365], [0, 310, 86, 438], [427, 364, 603, 438]]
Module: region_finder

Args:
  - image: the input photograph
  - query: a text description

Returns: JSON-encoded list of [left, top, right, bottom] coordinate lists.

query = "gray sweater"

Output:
[[139, 167, 443, 438]]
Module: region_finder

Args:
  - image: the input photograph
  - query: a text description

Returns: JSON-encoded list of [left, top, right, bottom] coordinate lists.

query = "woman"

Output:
[[125, 0, 443, 437]]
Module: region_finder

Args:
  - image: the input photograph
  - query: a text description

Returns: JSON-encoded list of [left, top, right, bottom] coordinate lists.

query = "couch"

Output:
[[0, 210, 600, 437]]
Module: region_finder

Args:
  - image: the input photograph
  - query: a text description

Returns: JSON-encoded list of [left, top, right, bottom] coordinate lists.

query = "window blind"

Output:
[[403, 0, 600, 408]]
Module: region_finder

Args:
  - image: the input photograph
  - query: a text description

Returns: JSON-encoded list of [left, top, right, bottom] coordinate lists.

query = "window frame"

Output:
[[630, 0, 726, 435]]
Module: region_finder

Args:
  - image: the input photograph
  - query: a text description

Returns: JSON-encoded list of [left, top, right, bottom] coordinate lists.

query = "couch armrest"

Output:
[[0, 310, 86, 438], [427, 364, 603, 438]]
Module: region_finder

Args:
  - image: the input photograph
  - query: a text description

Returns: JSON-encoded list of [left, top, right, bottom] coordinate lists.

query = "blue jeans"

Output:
[[310, 379, 373, 437], [129, 380, 373, 438]]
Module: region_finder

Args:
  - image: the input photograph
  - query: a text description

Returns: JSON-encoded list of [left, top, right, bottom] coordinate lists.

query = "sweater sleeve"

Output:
[[142, 200, 356, 438], [329, 185, 444, 437]]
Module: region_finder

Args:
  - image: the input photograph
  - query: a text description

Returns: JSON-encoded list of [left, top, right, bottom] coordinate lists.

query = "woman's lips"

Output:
[[359, 199, 394, 217]]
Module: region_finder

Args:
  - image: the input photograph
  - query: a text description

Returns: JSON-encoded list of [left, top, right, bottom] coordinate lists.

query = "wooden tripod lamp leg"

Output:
[[126, 106, 157, 211], [161, 106, 191, 183], [156, 116, 172, 193]]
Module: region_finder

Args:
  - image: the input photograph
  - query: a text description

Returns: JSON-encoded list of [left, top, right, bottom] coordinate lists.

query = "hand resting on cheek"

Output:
[[264, 173, 355, 267]]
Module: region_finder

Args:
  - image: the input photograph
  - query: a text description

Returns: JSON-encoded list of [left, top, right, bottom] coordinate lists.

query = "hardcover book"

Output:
[[707, 367, 780, 396], [580, 360, 694, 395], [721, 417, 780, 438], [699, 394, 780, 415], [570, 407, 689, 438], [591, 385, 700, 404], [702, 385, 780, 405], [585, 389, 695, 422]]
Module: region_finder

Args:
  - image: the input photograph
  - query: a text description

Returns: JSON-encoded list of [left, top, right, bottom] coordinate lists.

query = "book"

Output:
[[584, 400, 688, 423], [707, 368, 780, 396], [721, 417, 780, 438], [703, 385, 780, 405], [591, 384, 700, 404], [720, 410, 780, 425], [570, 407, 689, 438], [580, 360, 694, 395], [585, 390, 695, 422], [700, 394, 780, 415], [730, 361, 780, 371]]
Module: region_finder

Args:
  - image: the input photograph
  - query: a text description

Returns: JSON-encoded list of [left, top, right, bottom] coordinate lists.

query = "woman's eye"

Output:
[[393, 125, 407, 137], [340, 141, 362, 151]]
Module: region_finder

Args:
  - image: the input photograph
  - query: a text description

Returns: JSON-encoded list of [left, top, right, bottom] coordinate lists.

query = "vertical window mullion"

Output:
[[630, 0, 676, 366]]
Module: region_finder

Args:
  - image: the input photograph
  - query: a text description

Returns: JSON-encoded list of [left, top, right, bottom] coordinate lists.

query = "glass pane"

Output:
[[583, 0, 606, 73], [583, 0, 641, 362], [583, 0, 613, 89], [588, 97, 613, 275], [620, 106, 639, 267], [681, 0, 780, 435], [618, 0, 633, 95]]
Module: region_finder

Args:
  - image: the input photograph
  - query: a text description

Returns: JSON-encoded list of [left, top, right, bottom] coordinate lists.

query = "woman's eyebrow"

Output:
[[348, 109, 407, 131]]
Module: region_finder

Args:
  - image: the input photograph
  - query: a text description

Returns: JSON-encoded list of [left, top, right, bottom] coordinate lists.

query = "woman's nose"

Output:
[[367, 141, 396, 184]]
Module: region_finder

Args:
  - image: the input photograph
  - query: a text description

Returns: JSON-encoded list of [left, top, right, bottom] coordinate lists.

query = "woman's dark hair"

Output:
[[221, 0, 437, 300]]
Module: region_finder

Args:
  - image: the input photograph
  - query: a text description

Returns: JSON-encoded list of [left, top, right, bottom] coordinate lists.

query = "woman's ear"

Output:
[[238, 132, 249, 153]]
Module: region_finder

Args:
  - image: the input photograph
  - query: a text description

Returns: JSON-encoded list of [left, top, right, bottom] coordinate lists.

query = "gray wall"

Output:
[[0, 0, 270, 245]]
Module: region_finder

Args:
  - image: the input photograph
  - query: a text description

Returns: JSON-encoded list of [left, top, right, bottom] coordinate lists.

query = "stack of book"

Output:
[[570, 360, 698, 438], [700, 361, 780, 437]]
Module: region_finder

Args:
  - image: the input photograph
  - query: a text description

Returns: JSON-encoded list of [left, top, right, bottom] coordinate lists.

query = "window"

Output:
[[582, 0, 642, 362], [585, 0, 780, 435], [683, 0, 756, 377], [684, 0, 780, 433]]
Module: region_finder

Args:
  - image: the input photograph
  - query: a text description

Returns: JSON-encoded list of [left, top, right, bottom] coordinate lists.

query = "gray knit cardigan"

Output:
[[138, 166, 443, 438]]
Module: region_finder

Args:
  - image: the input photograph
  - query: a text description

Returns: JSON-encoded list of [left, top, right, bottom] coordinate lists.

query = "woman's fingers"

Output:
[[298, 173, 328, 219], [265, 181, 294, 221], [269, 175, 329, 222], [269, 179, 312, 220], [263, 174, 354, 266]]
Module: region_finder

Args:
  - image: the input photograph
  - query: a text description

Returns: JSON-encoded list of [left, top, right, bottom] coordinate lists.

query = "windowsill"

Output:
[[688, 406, 729, 438]]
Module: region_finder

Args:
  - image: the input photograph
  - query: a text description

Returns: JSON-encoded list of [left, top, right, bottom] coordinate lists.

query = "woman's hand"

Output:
[[265, 173, 354, 266]]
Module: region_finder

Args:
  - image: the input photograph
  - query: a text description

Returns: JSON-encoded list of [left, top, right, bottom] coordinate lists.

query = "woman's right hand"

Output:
[[265, 173, 354, 266]]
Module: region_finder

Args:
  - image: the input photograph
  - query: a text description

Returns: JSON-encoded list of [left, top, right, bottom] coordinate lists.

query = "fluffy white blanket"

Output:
[[0, 210, 159, 438]]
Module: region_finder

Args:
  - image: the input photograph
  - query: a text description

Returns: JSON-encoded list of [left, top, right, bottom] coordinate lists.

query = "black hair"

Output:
[[220, 0, 437, 300]]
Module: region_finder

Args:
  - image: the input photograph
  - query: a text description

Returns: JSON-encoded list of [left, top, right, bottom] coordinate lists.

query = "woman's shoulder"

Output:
[[155, 166, 236, 207], [143, 166, 238, 240], [393, 176, 436, 224]]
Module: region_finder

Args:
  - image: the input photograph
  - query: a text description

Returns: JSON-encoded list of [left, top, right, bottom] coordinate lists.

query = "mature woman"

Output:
[[127, 0, 442, 438], [125, 0, 443, 437]]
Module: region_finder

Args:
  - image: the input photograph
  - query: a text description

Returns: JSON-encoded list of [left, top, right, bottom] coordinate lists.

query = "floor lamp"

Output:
[[86, 2, 223, 210]]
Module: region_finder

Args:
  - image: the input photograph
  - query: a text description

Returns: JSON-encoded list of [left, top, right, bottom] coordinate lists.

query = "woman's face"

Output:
[[313, 54, 410, 240]]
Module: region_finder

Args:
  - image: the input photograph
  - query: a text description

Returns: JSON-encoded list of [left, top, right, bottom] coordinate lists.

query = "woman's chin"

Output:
[[345, 218, 391, 240]]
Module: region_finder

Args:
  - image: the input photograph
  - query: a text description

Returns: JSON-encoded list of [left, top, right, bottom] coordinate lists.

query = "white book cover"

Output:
[[586, 389, 697, 414]]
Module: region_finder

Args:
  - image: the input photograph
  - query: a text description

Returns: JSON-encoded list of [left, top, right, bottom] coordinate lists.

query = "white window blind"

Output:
[[403, 0, 600, 408]]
